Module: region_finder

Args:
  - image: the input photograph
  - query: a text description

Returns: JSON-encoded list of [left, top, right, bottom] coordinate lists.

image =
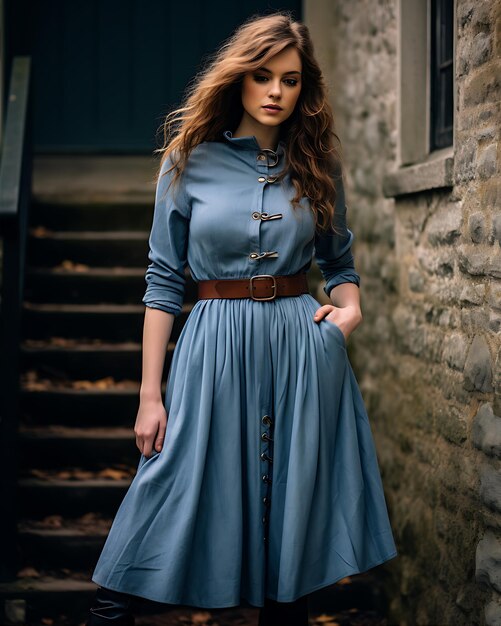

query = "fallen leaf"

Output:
[[192, 611, 212, 623], [58, 260, 90, 271], [70, 470, 95, 479], [337, 576, 352, 585], [31, 226, 51, 237], [58, 471, 73, 480], [99, 468, 131, 480], [17, 566, 40, 578], [43, 515, 64, 528]]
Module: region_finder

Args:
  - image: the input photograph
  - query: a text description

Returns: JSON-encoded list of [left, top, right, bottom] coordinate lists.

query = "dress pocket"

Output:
[[137, 447, 161, 472], [322, 317, 346, 347]]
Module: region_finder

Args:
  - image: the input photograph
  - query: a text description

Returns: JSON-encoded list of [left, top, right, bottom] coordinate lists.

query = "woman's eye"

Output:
[[252, 75, 299, 87]]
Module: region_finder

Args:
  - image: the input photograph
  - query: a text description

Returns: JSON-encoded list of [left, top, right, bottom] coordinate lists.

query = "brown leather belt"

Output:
[[198, 272, 309, 301]]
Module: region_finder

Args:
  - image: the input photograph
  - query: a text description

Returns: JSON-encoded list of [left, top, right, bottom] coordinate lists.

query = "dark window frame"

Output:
[[430, 0, 454, 151]]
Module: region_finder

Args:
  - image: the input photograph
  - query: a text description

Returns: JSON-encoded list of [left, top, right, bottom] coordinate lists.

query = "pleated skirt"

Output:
[[91, 292, 397, 608]]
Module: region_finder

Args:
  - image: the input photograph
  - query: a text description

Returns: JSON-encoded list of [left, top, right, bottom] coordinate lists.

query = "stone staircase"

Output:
[[0, 165, 191, 623]]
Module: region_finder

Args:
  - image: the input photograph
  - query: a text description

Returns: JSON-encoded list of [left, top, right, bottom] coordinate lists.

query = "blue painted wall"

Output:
[[29, 1, 302, 153]]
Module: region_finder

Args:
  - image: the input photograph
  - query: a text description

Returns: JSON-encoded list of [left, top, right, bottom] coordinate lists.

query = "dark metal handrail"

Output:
[[0, 55, 32, 581]]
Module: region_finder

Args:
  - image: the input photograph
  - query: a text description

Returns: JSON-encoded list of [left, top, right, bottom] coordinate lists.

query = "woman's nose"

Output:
[[268, 80, 282, 98]]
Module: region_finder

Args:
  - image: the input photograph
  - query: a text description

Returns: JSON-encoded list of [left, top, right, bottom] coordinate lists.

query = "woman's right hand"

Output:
[[134, 396, 168, 459]]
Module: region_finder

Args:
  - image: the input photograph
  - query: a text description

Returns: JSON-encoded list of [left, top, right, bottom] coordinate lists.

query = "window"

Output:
[[383, 0, 455, 196], [430, 0, 454, 150]]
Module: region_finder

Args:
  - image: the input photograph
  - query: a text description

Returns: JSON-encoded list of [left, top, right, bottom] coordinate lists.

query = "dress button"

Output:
[[261, 431, 273, 441], [263, 496, 270, 504], [252, 211, 261, 220], [262, 415, 273, 426], [257, 176, 266, 183], [257, 153, 266, 161], [262, 516, 267, 524], [249, 252, 259, 259]]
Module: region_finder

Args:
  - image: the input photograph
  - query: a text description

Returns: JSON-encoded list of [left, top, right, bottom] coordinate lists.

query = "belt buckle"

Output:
[[249, 274, 277, 301]]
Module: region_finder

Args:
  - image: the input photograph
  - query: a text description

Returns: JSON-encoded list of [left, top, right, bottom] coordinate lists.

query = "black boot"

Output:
[[86, 586, 135, 626], [258, 594, 309, 626]]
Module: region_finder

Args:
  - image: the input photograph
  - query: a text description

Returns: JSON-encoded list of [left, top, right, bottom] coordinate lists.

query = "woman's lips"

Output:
[[262, 106, 283, 114]]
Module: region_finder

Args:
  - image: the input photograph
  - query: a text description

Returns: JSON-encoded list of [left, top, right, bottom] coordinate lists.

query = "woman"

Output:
[[86, 11, 398, 626]]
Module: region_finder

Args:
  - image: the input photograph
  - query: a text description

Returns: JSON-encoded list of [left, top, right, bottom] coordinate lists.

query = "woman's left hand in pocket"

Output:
[[313, 304, 363, 341]]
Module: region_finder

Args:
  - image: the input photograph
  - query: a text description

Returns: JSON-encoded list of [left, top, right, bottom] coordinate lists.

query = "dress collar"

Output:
[[222, 130, 286, 156]]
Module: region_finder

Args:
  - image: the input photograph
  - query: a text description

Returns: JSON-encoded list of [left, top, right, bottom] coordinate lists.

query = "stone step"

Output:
[[17, 514, 111, 570], [20, 384, 166, 427], [24, 266, 146, 304], [0, 573, 98, 625], [31, 198, 153, 232], [18, 477, 133, 518], [21, 302, 193, 341], [23, 265, 198, 304], [18, 426, 139, 469], [20, 338, 173, 380], [0, 569, 387, 625], [27, 229, 150, 267]]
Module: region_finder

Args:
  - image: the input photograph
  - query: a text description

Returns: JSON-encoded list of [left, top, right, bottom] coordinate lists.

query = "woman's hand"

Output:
[[134, 395, 168, 458], [313, 303, 363, 341]]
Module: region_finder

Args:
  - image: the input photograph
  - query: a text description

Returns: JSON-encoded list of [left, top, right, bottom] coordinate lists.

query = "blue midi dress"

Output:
[[90, 130, 398, 608]]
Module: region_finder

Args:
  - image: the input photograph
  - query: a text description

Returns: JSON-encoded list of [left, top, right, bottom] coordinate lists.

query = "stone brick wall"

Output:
[[305, 1, 501, 624]]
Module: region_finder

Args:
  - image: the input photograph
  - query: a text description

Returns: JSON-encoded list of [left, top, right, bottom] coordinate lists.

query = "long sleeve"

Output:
[[314, 167, 361, 298], [142, 154, 190, 317]]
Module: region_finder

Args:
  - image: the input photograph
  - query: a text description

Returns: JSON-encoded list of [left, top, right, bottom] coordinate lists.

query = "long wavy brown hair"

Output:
[[154, 10, 345, 235]]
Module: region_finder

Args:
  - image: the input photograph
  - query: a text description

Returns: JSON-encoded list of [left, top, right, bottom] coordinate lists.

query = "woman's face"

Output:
[[241, 45, 302, 130]]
